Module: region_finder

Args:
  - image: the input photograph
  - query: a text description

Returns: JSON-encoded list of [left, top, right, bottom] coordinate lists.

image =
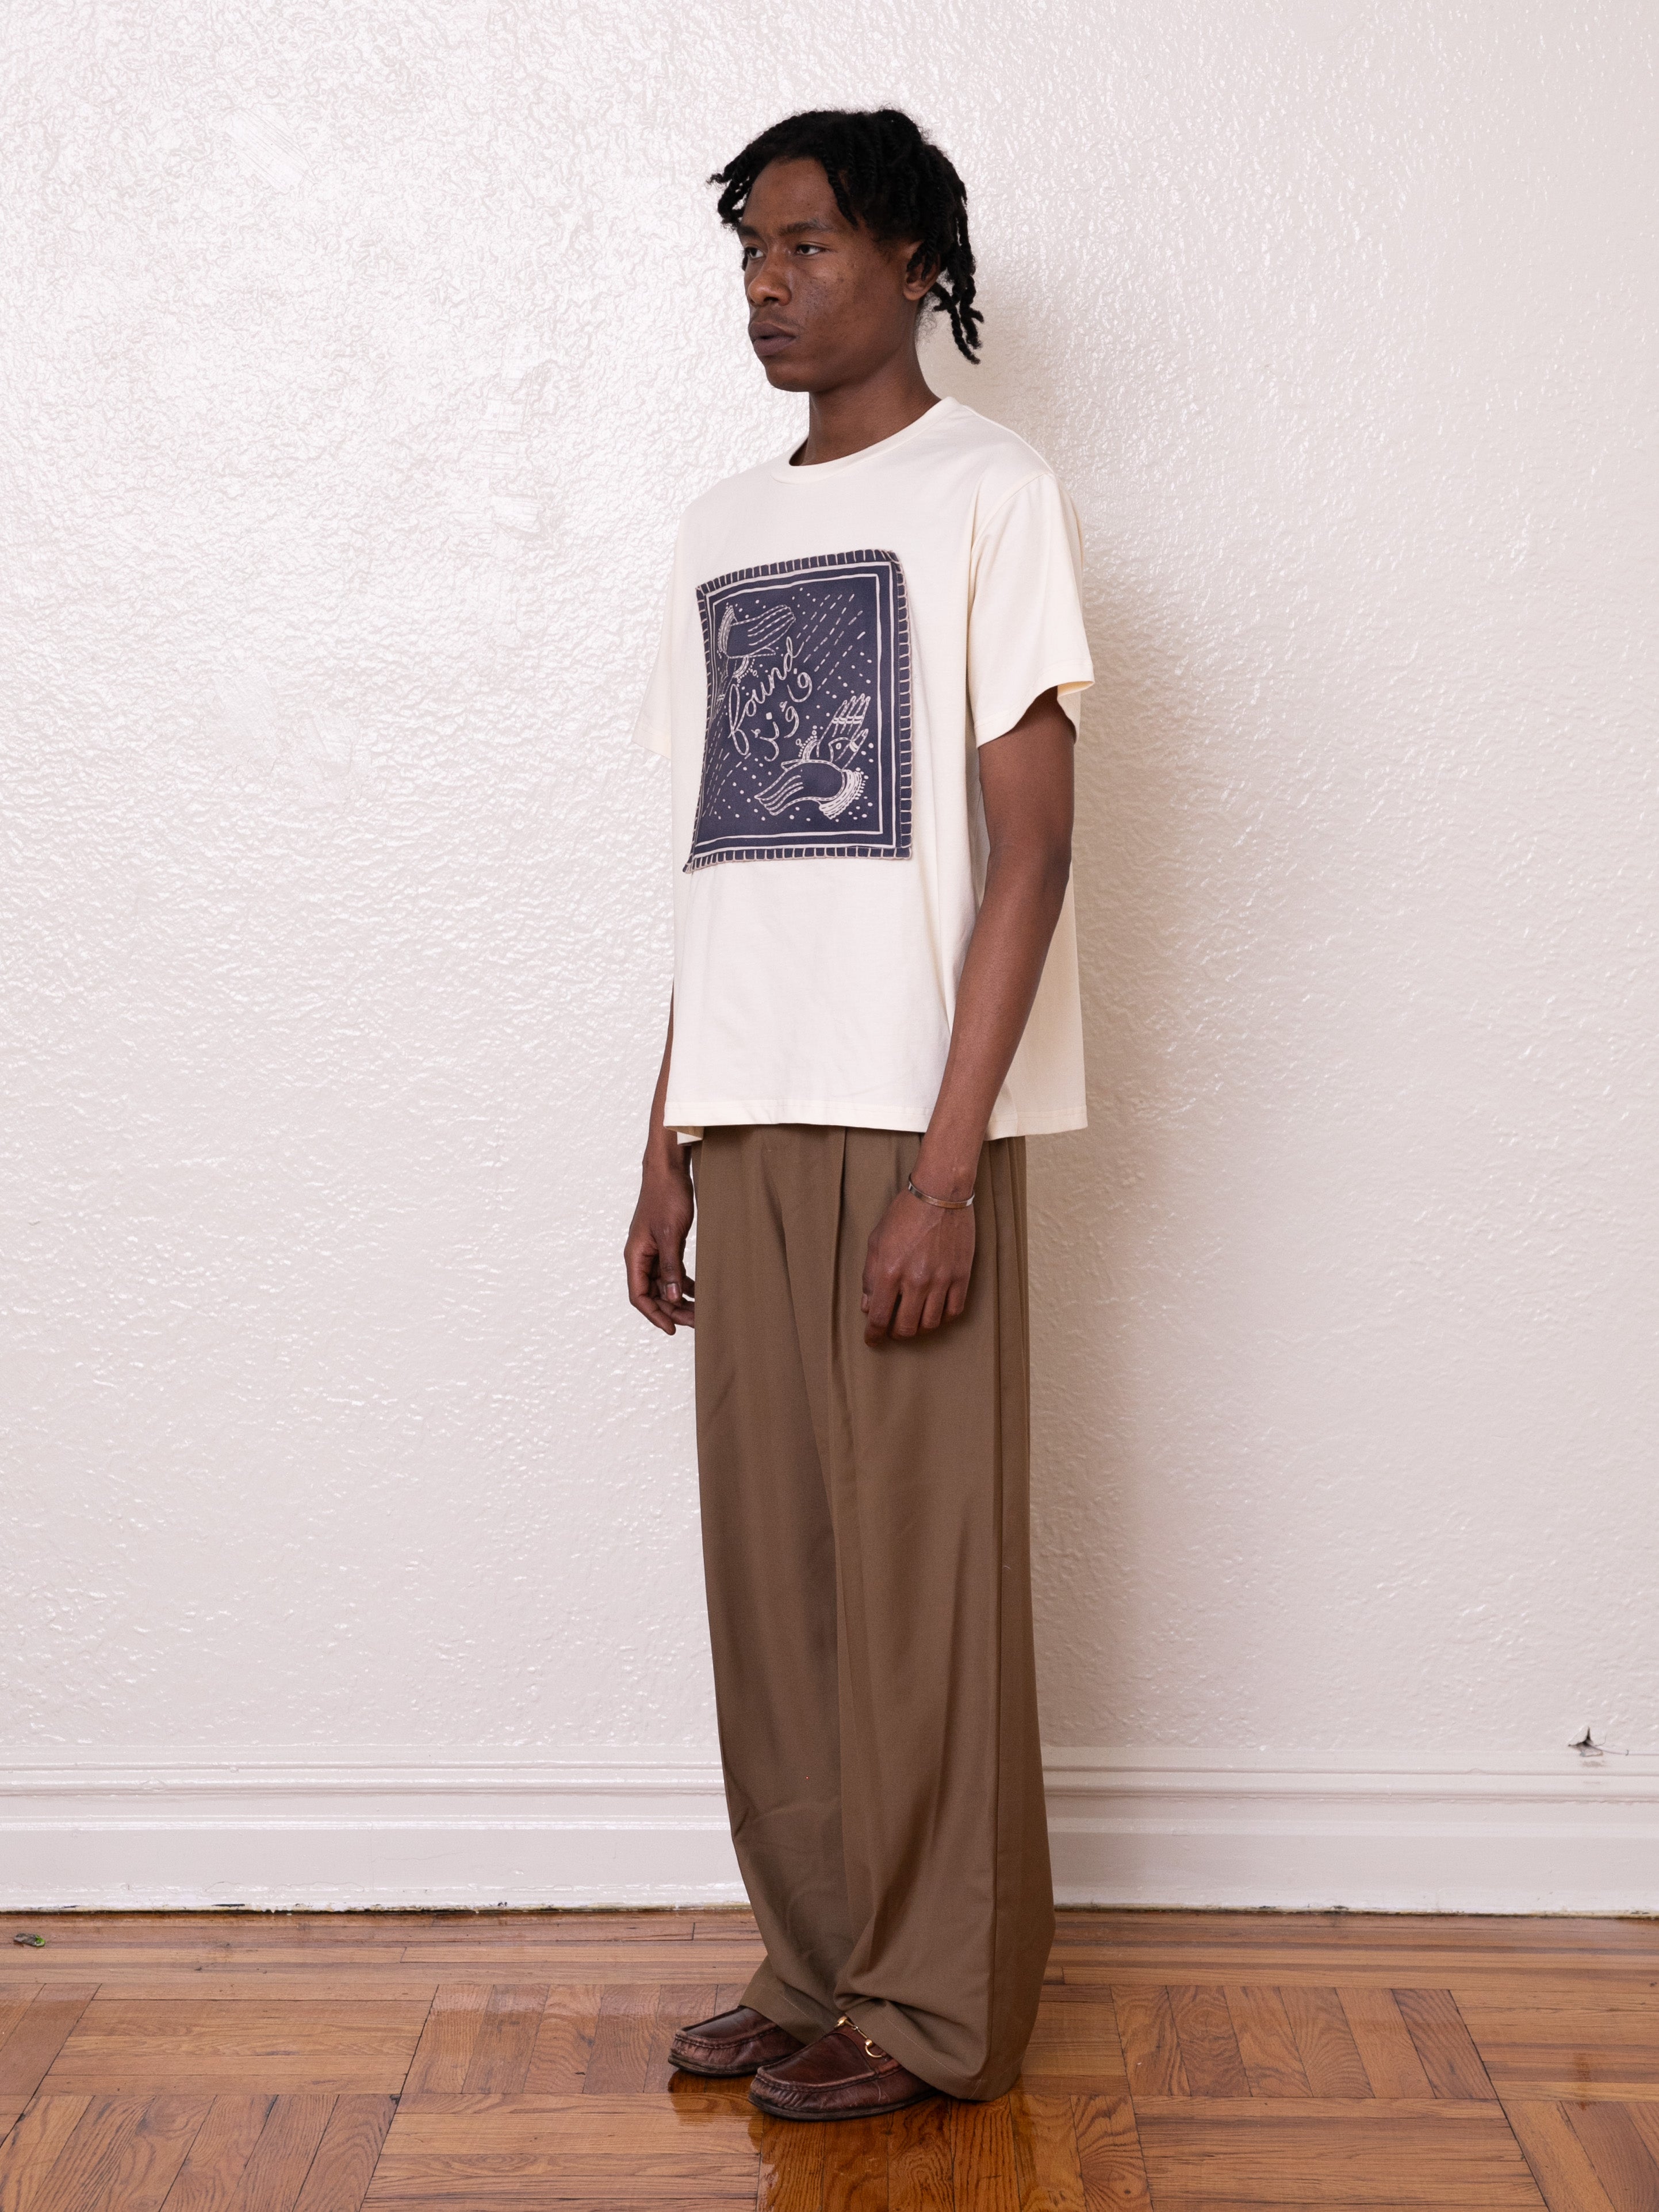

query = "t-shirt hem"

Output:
[[665, 1099, 1087, 1139]]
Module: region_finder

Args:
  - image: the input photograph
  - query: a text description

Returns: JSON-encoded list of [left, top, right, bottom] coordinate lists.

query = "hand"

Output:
[[861, 1187, 975, 1345], [624, 1154, 696, 1334]]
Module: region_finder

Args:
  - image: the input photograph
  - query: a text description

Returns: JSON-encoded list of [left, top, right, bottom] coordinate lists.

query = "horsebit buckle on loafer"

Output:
[[837, 2013, 886, 2060]]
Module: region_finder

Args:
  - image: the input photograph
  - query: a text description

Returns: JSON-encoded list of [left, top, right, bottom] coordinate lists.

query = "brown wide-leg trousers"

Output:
[[691, 1123, 1053, 2102]]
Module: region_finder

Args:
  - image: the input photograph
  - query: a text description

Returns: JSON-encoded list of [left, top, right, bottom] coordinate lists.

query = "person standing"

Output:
[[623, 108, 1093, 2122]]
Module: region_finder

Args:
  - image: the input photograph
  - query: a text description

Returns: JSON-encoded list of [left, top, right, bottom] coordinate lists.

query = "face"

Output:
[[738, 158, 934, 393]]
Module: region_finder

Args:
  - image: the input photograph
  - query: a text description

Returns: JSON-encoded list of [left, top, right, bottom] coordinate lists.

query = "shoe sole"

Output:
[[748, 2083, 938, 2122]]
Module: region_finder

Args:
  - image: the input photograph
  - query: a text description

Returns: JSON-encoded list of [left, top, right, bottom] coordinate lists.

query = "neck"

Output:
[[795, 350, 940, 466]]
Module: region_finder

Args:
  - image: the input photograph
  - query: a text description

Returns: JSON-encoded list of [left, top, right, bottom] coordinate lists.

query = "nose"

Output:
[[746, 246, 788, 309]]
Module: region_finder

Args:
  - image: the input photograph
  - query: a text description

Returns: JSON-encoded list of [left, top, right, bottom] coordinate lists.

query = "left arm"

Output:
[[861, 687, 1075, 1344]]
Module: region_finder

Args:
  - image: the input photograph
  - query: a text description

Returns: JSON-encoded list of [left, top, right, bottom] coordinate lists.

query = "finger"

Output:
[[646, 1253, 695, 1327], [888, 1278, 927, 1340], [863, 1268, 901, 1345], [646, 1291, 690, 1335], [918, 1279, 950, 1332], [944, 1275, 970, 1322], [624, 1232, 658, 1298], [626, 1236, 686, 1337], [632, 1290, 675, 1335], [653, 1229, 685, 1301], [625, 1240, 670, 1329], [653, 1229, 700, 1316]]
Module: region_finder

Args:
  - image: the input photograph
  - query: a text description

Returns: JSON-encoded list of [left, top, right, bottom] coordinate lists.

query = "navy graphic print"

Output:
[[686, 548, 912, 869]]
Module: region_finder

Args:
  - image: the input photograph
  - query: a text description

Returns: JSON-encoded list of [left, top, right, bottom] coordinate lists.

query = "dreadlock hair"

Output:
[[709, 108, 982, 364]]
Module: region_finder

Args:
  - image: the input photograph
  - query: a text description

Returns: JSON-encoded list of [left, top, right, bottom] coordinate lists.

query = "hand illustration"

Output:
[[752, 695, 871, 819]]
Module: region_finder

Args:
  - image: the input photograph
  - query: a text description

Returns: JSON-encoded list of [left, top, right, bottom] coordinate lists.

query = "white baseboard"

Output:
[[0, 1753, 745, 1912], [1044, 1749, 1659, 1916], [3, 1747, 1656, 1915]]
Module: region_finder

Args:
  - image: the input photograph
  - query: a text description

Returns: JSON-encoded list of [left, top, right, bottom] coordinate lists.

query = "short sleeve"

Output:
[[967, 472, 1094, 745], [630, 571, 674, 759]]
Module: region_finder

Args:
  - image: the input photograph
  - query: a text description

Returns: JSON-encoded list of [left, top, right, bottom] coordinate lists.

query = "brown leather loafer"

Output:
[[749, 2015, 937, 2121], [668, 2004, 803, 2077]]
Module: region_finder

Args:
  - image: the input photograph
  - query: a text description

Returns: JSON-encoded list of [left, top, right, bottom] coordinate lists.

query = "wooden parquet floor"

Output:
[[2, 1909, 1657, 2209]]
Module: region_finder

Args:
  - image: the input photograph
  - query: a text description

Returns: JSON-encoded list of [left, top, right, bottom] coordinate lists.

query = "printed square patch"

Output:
[[686, 547, 912, 869]]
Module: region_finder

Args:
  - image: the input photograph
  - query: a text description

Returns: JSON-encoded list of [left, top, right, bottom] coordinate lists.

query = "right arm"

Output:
[[623, 999, 695, 1333]]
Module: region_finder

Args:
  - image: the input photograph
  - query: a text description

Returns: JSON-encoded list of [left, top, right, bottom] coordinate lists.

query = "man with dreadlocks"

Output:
[[624, 108, 1094, 2122]]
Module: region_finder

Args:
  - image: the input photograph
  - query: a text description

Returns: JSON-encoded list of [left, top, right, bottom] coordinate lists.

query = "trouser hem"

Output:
[[839, 1997, 1019, 2102], [742, 1958, 839, 2049]]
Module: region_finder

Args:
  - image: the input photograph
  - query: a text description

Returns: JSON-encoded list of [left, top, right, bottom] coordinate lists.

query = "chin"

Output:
[[758, 352, 814, 392]]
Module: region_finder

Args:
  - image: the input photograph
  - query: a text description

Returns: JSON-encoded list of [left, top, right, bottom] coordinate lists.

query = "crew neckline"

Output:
[[767, 394, 964, 482]]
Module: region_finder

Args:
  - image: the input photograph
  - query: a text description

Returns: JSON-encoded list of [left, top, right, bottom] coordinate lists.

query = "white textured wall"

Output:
[[5, 1, 1657, 1908]]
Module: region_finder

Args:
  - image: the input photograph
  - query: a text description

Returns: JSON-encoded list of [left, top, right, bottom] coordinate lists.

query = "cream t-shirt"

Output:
[[631, 396, 1094, 1140]]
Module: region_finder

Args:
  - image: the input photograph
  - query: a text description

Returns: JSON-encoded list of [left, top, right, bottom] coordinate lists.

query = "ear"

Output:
[[899, 241, 939, 304]]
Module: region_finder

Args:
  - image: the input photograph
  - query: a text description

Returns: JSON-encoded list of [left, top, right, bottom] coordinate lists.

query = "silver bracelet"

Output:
[[907, 1172, 974, 1211]]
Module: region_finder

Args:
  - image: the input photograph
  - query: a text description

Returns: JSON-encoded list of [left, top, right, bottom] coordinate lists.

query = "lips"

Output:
[[749, 322, 797, 357]]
